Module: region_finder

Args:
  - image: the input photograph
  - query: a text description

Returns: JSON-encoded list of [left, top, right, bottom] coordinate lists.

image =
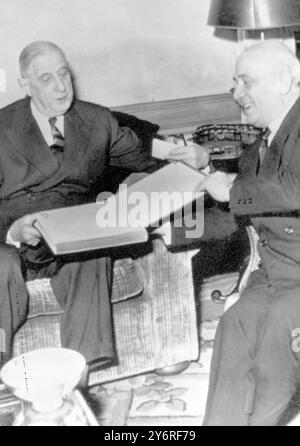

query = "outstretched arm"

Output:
[[167, 143, 210, 169]]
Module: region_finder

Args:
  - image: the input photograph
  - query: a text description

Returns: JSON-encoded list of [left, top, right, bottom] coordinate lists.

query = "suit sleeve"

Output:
[[107, 113, 157, 172], [0, 214, 15, 244], [0, 174, 15, 244]]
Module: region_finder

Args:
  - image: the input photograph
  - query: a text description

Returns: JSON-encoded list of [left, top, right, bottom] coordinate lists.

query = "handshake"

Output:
[[152, 137, 237, 202]]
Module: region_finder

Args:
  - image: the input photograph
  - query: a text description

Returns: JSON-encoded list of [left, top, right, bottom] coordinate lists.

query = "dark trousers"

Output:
[[0, 245, 28, 366], [203, 266, 300, 426], [0, 244, 116, 368]]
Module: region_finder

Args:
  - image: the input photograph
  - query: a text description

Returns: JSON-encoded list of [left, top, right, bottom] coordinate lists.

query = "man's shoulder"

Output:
[[0, 98, 28, 127], [72, 99, 117, 132], [74, 99, 113, 119]]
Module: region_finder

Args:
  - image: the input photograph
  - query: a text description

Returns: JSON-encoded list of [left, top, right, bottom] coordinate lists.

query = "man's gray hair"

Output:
[[19, 41, 67, 78], [241, 40, 300, 80]]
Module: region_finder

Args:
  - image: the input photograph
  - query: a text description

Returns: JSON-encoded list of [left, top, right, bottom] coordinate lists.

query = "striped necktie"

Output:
[[48, 117, 64, 155], [259, 127, 271, 165]]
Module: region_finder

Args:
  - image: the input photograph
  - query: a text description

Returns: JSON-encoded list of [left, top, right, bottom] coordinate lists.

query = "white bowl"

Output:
[[0, 348, 86, 412]]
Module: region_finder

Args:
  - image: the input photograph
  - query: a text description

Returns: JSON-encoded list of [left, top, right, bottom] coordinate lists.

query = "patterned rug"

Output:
[[85, 273, 234, 426], [86, 350, 214, 426]]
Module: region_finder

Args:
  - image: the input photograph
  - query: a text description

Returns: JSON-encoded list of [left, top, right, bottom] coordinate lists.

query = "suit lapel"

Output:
[[258, 98, 300, 179], [237, 136, 261, 182], [5, 99, 94, 192], [4, 98, 60, 178], [63, 104, 93, 164]]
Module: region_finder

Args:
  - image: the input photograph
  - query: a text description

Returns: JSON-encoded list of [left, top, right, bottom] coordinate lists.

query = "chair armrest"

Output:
[[238, 225, 260, 294], [224, 225, 260, 312]]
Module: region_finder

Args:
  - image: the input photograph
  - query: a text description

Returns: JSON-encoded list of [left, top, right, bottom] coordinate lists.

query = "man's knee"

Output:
[[224, 287, 269, 319], [219, 287, 273, 338], [268, 290, 300, 329]]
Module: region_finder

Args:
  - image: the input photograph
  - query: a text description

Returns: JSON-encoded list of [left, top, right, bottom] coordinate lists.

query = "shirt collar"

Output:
[[267, 100, 296, 145], [30, 100, 64, 145]]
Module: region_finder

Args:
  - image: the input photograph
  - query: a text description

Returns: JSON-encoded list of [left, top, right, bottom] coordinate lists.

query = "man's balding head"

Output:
[[19, 41, 67, 78], [233, 40, 300, 128], [18, 41, 74, 117], [238, 40, 300, 81]]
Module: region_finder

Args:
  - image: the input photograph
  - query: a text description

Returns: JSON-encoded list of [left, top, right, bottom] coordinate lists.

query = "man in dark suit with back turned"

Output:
[[0, 41, 207, 372], [195, 40, 300, 425]]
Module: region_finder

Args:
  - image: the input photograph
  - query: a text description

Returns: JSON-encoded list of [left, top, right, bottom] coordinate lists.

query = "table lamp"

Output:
[[207, 0, 300, 44], [207, 0, 300, 30]]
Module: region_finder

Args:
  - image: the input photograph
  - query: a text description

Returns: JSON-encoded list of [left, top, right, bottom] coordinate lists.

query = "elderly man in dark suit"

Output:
[[195, 40, 300, 425], [0, 41, 207, 372]]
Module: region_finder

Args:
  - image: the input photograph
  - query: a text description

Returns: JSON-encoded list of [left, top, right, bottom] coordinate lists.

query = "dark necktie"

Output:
[[259, 127, 271, 165], [49, 117, 64, 159]]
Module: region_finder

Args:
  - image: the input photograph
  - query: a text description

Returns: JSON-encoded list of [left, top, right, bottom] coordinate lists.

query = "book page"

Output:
[[103, 162, 205, 230]]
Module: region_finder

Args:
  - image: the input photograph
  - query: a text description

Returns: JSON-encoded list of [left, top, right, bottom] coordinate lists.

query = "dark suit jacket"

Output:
[[0, 97, 155, 244], [230, 97, 300, 279]]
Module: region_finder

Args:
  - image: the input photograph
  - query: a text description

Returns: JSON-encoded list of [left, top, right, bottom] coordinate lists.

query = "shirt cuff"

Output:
[[6, 229, 20, 248]]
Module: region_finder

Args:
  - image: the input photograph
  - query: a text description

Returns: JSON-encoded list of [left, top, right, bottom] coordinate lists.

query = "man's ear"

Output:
[[291, 66, 300, 89], [18, 77, 31, 96], [278, 69, 294, 96]]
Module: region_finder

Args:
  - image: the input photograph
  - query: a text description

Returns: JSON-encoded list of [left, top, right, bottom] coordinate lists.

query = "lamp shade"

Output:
[[207, 0, 300, 29]]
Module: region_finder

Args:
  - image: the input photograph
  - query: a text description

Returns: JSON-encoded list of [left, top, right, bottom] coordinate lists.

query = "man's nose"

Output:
[[233, 84, 244, 102], [55, 77, 67, 92]]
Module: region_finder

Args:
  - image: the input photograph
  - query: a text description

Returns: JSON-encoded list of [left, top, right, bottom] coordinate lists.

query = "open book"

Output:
[[34, 162, 205, 255]]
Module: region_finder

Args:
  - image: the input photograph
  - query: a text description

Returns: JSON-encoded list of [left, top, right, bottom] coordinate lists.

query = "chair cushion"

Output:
[[111, 257, 144, 303], [26, 279, 63, 319], [26, 257, 144, 319], [13, 314, 62, 356]]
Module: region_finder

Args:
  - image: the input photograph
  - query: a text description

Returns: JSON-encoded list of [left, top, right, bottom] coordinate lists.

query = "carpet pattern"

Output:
[[86, 276, 228, 427]]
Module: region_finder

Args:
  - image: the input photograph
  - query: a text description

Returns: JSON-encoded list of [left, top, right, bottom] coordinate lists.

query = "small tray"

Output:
[[193, 123, 261, 146]]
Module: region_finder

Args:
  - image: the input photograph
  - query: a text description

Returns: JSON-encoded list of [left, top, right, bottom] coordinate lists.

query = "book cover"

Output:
[[34, 202, 148, 255], [34, 162, 205, 255]]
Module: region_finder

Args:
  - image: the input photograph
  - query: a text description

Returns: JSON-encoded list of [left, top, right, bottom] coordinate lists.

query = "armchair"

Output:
[[200, 225, 260, 314]]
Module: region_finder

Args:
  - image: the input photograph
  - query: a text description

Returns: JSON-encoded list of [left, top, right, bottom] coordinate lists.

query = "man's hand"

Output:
[[167, 143, 210, 169], [9, 214, 42, 246], [197, 171, 237, 202]]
